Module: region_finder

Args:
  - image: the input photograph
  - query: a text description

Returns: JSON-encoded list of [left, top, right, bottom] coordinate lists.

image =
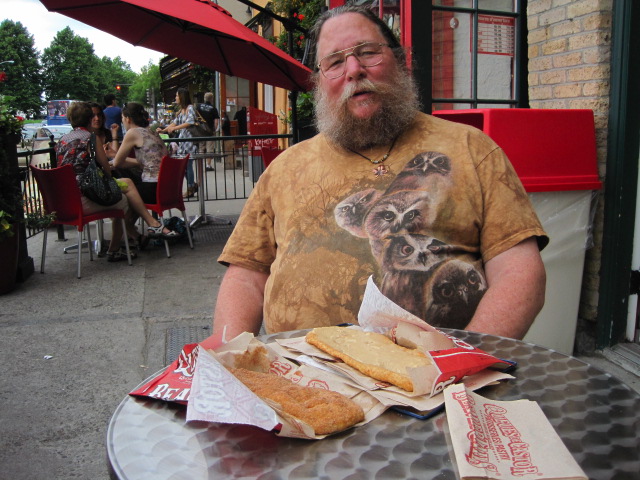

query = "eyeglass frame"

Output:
[[316, 42, 389, 79]]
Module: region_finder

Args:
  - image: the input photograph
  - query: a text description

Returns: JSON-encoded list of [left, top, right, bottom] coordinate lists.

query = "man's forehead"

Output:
[[317, 13, 384, 56]]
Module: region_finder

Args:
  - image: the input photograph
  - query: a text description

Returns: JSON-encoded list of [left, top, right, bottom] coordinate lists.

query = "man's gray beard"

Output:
[[313, 68, 420, 151]]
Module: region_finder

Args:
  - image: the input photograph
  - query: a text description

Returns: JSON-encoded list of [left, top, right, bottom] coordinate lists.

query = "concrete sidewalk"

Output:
[[0, 207, 237, 479], [1, 205, 639, 479]]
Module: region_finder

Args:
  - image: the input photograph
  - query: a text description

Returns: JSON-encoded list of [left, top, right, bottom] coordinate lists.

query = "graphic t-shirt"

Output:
[[56, 127, 92, 184], [219, 113, 548, 333]]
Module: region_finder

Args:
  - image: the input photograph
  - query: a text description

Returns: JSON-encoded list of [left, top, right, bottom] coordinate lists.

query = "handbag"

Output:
[[188, 105, 213, 137], [79, 133, 123, 206]]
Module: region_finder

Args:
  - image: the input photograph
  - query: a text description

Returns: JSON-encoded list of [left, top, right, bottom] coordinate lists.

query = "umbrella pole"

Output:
[[288, 27, 299, 144]]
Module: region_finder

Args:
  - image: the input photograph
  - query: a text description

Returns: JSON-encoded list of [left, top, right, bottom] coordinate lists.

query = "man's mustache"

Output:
[[339, 79, 380, 105]]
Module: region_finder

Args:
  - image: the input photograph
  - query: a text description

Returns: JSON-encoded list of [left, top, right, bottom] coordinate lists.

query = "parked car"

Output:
[[40, 124, 73, 140]]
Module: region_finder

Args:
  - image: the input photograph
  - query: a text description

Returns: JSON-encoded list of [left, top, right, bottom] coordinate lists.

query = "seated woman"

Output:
[[56, 102, 175, 262], [111, 102, 168, 205], [89, 102, 143, 184]]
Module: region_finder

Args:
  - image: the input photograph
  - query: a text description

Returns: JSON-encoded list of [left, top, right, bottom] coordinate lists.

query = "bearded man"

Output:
[[206, 6, 547, 348]]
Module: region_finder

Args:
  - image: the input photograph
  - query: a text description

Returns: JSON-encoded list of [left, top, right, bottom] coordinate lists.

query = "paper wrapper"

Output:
[[129, 343, 198, 404], [275, 277, 512, 404], [444, 383, 587, 480], [277, 329, 512, 414], [186, 335, 385, 439], [131, 277, 513, 437]]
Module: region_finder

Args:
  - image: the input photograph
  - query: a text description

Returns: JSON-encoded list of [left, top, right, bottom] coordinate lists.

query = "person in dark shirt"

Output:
[[233, 106, 247, 136], [103, 94, 123, 141], [199, 92, 220, 171]]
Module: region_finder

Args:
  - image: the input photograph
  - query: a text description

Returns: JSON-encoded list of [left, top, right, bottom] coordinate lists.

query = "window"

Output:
[[431, 0, 526, 111], [223, 76, 251, 119]]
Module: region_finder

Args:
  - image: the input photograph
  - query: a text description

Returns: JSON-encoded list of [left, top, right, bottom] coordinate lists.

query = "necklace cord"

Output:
[[347, 136, 398, 165]]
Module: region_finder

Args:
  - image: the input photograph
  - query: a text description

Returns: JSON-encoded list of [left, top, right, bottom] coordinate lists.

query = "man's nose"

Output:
[[344, 53, 366, 80]]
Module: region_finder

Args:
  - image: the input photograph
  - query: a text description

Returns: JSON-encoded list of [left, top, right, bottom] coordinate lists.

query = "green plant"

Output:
[[0, 94, 25, 240], [269, 0, 325, 60], [25, 211, 56, 230], [278, 91, 315, 126], [0, 210, 14, 238], [0, 94, 23, 133]]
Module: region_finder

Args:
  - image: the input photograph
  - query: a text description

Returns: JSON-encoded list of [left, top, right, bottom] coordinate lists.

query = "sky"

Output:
[[4, 0, 165, 73]]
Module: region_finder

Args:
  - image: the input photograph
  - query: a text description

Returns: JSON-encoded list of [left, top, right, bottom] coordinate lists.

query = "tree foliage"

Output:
[[128, 61, 162, 107], [0, 20, 43, 117], [41, 27, 102, 102], [2, 21, 161, 118], [41, 28, 139, 105], [98, 56, 136, 104]]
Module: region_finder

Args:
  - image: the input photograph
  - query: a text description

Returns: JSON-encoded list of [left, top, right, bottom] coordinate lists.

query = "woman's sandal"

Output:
[[147, 224, 179, 239], [106, 248, 137, 263], [129, 234, 150, 251]]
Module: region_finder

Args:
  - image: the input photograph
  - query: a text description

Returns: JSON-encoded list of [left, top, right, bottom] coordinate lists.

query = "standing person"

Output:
[[205, 6, 548, 348], [103, 94, 123, 141], [158, 88, 199, 198], [56, 102, 172, 262], [233, 105, 247, 136], [220, 110, 235, 170], [199, 92, 220, 171]]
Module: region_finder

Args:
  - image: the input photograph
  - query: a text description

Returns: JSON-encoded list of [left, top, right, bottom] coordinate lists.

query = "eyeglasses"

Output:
[[317, 42, 389, 79]]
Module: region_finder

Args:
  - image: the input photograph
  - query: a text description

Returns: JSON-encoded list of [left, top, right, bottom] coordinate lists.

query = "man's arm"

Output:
[[202, 265, 269, 349], [465, 237, 546, 339]]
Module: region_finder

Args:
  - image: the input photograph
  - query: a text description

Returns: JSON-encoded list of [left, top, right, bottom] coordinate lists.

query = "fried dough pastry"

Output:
[[306, 326, 432, 391], [229, 368, 364, 435]]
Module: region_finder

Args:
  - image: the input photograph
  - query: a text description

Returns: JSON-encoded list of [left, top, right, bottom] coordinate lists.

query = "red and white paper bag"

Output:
[[444, 383, 587, 480], [129, 343, 199, 404]]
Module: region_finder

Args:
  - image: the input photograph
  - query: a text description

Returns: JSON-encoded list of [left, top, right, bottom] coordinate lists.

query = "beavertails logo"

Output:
[[173, 345, 199, 377]]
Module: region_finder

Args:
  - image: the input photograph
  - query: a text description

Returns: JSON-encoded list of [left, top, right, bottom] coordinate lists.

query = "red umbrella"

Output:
[[40, 0, 312, 91]]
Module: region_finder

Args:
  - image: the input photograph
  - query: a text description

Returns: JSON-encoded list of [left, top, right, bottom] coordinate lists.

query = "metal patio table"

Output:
[[107, 329, 640, 479]]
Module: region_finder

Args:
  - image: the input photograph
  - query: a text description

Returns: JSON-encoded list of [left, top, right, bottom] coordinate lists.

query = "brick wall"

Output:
[[527, 0, 613, 351]]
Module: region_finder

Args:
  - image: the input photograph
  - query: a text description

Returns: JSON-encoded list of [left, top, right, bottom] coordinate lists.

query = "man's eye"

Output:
[[358, 47, 379, 57], [325, 55, 344, 69]]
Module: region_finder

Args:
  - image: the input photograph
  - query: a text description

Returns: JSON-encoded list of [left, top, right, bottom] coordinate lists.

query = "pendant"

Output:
[[373, 164, 389, 177]]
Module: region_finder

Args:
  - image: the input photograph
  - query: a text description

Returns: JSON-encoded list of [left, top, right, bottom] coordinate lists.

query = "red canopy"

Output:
[[40, 0, 312, 91]]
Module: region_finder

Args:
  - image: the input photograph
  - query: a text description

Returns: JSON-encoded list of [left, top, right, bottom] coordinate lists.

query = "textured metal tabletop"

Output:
[[107, 330, 640, 480]]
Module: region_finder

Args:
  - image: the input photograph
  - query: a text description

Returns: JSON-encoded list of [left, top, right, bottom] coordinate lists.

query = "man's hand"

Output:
[[465, 237, 546, 339]]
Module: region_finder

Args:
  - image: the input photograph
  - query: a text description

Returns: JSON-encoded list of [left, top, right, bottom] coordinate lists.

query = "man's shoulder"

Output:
[[416, 111, 487, 136], [411, 112, 497, 147]]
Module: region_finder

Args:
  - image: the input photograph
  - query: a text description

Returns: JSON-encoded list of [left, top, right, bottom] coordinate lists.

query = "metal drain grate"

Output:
[[191, 215, 237, 244], [165, 325, 211, 364]]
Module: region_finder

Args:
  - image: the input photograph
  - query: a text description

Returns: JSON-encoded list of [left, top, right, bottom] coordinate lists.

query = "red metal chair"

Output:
[[261, 147, 284, 168], [143, 155, 194, 257], [29, 164, 132, 278]]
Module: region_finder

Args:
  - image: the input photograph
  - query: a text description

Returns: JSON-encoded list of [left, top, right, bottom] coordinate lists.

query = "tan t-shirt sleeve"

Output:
[[218, 183, 276, 274], [474, 142, 548, 262]]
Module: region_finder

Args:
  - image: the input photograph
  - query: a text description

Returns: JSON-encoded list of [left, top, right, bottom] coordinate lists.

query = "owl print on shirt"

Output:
[[334, 151, 486, 328]]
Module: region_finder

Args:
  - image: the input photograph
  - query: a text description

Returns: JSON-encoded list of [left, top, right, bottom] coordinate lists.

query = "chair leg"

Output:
[[87, 226, 94, 262], [121, 218, 132, 266], [158, 213, 171, 258], [77, 230, 82, 279], [181, 210, 194, 249], [40, 227, 48, 274]]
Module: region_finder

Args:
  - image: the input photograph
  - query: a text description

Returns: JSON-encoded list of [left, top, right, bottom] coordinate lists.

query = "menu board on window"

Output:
[[477, 14, 515, 56]]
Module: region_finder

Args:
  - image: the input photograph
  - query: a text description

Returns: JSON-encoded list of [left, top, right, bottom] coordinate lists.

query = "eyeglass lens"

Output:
[[320, 43, 386, 79]]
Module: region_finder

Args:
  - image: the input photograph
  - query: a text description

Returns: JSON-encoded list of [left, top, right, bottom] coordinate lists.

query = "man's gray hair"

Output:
[[204, 92, 214, 104]]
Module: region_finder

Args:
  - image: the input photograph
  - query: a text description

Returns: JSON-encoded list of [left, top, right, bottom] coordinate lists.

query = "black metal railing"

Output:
[[163, 134, 291, 200], [17, 138, 57, 239]]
